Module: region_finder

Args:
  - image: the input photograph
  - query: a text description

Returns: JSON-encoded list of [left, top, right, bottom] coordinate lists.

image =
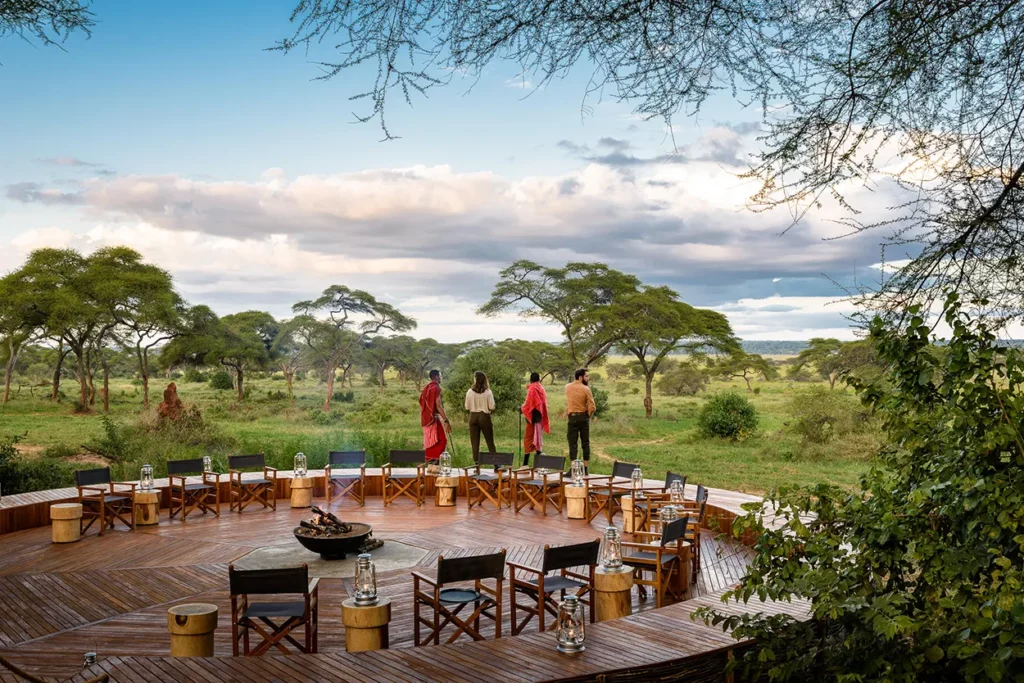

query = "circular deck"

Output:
[[0, 477, 794, 683]]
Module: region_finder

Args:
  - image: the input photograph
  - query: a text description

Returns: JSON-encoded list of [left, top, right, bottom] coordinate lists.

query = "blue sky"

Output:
[[0, 0, 895, 341]]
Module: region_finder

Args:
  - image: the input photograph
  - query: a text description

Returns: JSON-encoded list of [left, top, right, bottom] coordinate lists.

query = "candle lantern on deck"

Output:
[[294, 452, 308, 477], [659, 504, 678, 532], [140, 464, 154, 491], [439, 451, 452, 476], [555, 594, 586, 653], [83, 652, 97, 668], [601, 525, 623, 570], [202, 455, 212, 473], [669, 479, 684, 503], [354, 553, 378, 606], [630, 467, 644, 498], [570, 458, 585, 487]]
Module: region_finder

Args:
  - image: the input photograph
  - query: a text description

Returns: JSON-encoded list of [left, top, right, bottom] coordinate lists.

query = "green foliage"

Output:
[[699, 295, 1024, 680], [182, 368, 207, 383], [788, 386, 858, 444], [657, 363, 709, 396], [351, 395, 395, 424], [591, 385, 610, 418], [445, 347, 525, 416], [697, 392, 758, 440], [309, 408, 344, 426], [209, 371, 234, 390], [332, 390, 355, 403], [0, 434, 76, 495]]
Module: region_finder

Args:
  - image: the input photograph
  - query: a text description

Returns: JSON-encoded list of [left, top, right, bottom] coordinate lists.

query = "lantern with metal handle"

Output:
[[439, 451, 452, 476], [570, 457, 586, 487], [555, 594, 586, 653], [659, 503, 678, 535], [140, 464, 154, 491], [354, 553, 378, 606], [630, 467, 644, 499], [294, 452, 307, 477], [669, 479, 684, 503], [601, 525, 623, 570], [202, 455, 212, 473]]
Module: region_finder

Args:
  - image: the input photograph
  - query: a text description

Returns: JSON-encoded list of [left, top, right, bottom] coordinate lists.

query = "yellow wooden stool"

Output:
[[50, 503, 83, 543], [133, 491, 160, 526], [434, 475, 459, 507], [167, 603, 218, 657], [594, 566, 633, 621], [342, 597, 392, 652], [290, 477, 313, 508], [564, 485, 587, 520]]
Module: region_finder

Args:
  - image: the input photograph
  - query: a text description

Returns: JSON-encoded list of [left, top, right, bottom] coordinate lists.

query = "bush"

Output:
[[592, 385, 610, 418], [0, 434, 77, 495], [789, 386, 858, 444], [309, 408, 344, 426], [351, 395, 395, 424], [182, 368, 207, 383], [657, 363, 709, 396], [445, 347, 525, 416], [697, 392, 758, 440], [209, 371, 234, 390], [333, 390, 356, 403]]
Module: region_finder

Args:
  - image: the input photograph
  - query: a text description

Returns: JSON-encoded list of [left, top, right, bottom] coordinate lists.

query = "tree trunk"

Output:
[[51, 343, 66, 401], [323, 364, 336, 411], [377, 364, 386, 390], [828, 373, 837, 390], [137, 345, 151, 409], [236, 367, 245, 401], [2, 335, 16, 404], [102, 357, 110, 413], [85, 347, 96, 406], [75, 350, 89, 410], [743, 374, 752, 392], [644, 374, 654, 417], [284, 368, 295, 402]]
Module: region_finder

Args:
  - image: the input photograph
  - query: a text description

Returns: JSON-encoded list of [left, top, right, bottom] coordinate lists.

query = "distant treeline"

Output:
[[740, 341, 810, 355]]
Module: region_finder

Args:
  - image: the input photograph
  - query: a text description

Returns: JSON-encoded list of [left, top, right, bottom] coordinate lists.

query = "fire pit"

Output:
[[293, 507, 382, 560]]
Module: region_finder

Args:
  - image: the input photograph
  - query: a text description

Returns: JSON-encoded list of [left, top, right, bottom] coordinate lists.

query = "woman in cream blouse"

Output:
[[464, 371, 497, 462]]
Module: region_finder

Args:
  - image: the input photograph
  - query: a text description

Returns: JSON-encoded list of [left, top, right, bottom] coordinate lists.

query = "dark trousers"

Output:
[[567, 413, 591, 462], [469, 412, 496, 462]]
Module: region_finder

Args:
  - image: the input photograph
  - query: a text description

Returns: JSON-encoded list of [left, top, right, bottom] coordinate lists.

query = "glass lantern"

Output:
[[439, 451, 452, 476], [140, 464, 154, 491], [630, 467, 644, 500], [659, 504, 678, 534], [669, 479, 684, 502], [202, 455, 212, 473], [570, 458, 586, 487], [354, 553, 378, 606], [83, 652, 97, 667], [294, 452, 307, 477], [555, 594, 586, 653], [601, 525, 623, 570]]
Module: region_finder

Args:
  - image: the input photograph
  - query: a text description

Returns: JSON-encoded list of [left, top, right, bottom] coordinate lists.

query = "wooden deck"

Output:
[[0, 477, 800, 682]]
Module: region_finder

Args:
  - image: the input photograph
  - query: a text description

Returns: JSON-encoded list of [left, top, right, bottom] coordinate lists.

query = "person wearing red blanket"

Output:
[[419, 369, 449, 462], [521, 372, 550, 466]]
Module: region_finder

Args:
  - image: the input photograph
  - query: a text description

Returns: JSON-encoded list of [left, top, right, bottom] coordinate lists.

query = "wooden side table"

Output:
[[564, 484, 587, 519], [434, 475, 459, 507], [167, 603, 218, 657], [51, 503, 82, 543], [290, 477, 313, 508], [621, 494, 639, 533], [134, 491, 160, 526], [594, 566, 633, 621], [341, 597, 391, 652]]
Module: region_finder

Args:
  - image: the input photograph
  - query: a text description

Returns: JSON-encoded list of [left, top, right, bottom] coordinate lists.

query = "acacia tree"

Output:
[[0, 272, 42, 404], [791, 337, 883, 390], [598, 286, 737, 416], [715, 352, 778, 392], [218, 311, 277, 401], [271, 324, 304, 402], [479, 260, 640, 368], [289, 285, 416, 411], [279, 1, 1024, 324], [0, 0, 92, 47]]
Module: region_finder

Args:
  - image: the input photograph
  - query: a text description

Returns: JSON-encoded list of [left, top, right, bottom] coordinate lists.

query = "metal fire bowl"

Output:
[[293, 522, 373, 560]]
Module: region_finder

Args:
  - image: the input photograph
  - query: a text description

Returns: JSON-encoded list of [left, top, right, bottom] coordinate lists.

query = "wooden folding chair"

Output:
[[75, 467, 136, 536], [512, 454, 565, 515], [509, 539, 599, 634], [382, 450, 427, 506], [634, 471, 687, 533], [229, 564, 319, 656], [325, 450, 366, 507], [463, 452, 515, 509], [412, 550, 506, 646], [672, 483, 708, 575], [622, 516, 691, 608], [228, 454, 277, 513], [584, 460, 643, 523], [168, 457, 221, 521]]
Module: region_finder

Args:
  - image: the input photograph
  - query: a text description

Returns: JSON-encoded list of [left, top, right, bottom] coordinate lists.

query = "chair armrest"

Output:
[[264, 466, 277, 480], [410, 571, 438, 588], [461, 465, 481, 477], [513, 468, 535, 480], [630, 530, 664, 541], [113, 482, 137, 494], [229, 470, 242, 484], [620, 541, 656, 550], [78, 486, 106, 498], [416, 463, 427, 475], [381, 463, 393, 476], [202, 472, 221, 486], [308, 577, 320, 597], [360, 465, 366, 477], [169, 475, 187, 489], [324, 465, 332, 478], [541, 471, 563, 484]]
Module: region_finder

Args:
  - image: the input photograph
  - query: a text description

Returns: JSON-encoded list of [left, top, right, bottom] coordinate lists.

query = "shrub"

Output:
[[209, 371, 234, 390], [0, 434, 77, 495], [657, 363, 709, 396], [266, 390, 288, 401], [333, 390, 356, 403], [182, 368, 207, 383], [354, 397, 395, 424], [697, 392, 758, 440], [352, 429, 418, 466], [592, 386, 610, 418], [445, 347, 525, 416], [789, 386, 858, 444], [42, 443, 78, 459], [309, 408, 344, 426]]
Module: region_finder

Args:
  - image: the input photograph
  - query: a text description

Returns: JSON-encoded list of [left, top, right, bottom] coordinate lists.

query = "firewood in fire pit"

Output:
[[311, 506, 352, 533]]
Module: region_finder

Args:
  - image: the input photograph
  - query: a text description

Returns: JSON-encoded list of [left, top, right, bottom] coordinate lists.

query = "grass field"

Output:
[[0, 359, 879, 496]]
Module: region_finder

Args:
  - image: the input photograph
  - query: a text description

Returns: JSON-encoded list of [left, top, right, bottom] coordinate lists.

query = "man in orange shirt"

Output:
[[565, 368, 596, 473]]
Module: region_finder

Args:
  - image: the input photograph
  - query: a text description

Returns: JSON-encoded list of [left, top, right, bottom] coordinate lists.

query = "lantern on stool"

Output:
[[354, 553, 378, 606], [140, 464, 154, 491], [570, 458, 585, 487], [202, 455, 212, 473], [601, 525, 623, 570], [439, 451, 452, 475], [669, 479, 684, 502], [293, 452, 307, 477], [555, 594, 586, 653]]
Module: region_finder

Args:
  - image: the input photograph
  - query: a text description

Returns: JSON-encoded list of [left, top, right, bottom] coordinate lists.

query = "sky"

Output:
[[0, 0, 906, 343]]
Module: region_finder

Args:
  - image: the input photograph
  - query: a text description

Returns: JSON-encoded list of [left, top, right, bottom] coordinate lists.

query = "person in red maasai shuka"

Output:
[[521, 372, 550, 466], [419, 369, 449, 461]]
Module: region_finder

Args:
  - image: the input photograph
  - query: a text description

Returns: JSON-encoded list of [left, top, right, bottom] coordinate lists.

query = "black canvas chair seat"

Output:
[[229, 454, 277, 514], [439, 588, 483, 605], [330, 472, 360, 480], [470, 472, 500, 482], [183, 482, 215, 491], [326, 451, 367, 507], [383, 451, 427, 506], [101, 494, 131, 503], [464, 453, 515, 510], [518, 575, 586, 594], [521, 478, 561, 488], [238, 477, 272, 486], [169, 457, 221, 522], [413, 550, 506, 646], [244, 601, 306, 620], [76, 466, 136, 536], [624, 551, 677, 566]]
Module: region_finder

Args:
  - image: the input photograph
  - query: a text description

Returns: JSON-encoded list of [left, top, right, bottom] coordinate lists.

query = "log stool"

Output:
[[621, 495, 638, 533], [50, 503, 82, 543], [290, 477, 313, 508], [564, 484, 587, 520], [341, 597, 392, 652], [594, 566, 634, 621], [133, 491, 160, 526], [167, 603, 218, 657], [434, 475, 459, 507]]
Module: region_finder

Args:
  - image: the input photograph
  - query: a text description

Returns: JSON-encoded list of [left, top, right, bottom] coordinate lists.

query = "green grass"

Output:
[[0, 364, 878, 495]]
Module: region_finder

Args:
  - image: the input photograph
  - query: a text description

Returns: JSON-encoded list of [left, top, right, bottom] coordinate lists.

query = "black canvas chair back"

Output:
[[479, 452, 514, 468], [230, 565, 309, 595], [665, 471, 686, 489], [168, 458, 204, 476], [542, 540, 600, 573], [389, 450, 427, 465], [437, 551, 506, 584], [229, 454, 266, 470], [661, 516, 691, 546], [695, 484, 708, 516], [533, 454, 565, 471], [328, 451, 365, 467], [75, 467, 111, 487], [611, 461, 639, 479]]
